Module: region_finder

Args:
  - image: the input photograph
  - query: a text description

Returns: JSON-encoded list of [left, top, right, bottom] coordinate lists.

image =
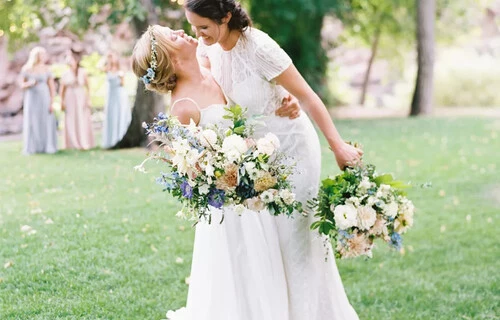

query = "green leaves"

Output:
[[249, 0, 334, 99], [223, 105, 248, 137], [373, 173, 411, 193]]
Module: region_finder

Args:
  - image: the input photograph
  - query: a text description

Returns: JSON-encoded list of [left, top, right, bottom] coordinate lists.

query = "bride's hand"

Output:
[[330, 141, 364, 170], [275, 94, 300, 119]]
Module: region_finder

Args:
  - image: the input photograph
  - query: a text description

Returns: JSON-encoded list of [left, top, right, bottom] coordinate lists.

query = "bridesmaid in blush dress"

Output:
[[60, 50, 95, 150], [101, 51, 131, 148], [19, 46, 58, 155]]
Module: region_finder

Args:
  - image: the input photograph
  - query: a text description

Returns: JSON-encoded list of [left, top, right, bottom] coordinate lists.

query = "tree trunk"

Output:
[[112, 82, 165, 149], [112, 0, 164, 149], [410, 0, 435, 116], [359, 26, 382, 106]]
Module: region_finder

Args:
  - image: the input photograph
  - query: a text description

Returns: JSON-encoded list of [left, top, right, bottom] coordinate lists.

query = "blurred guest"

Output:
[[18, 46, 58, 155], [60, 50, 95, 150], [101, 51, 131, 148]]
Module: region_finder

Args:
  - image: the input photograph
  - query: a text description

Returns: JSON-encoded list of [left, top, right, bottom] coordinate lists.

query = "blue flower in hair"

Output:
[[141, 67, 156, 84]]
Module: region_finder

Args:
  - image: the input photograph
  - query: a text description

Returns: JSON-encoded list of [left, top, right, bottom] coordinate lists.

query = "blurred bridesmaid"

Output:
[[101, 51, 131, 148], [18, 46, 58, 154], [60, 50, 95, 150]]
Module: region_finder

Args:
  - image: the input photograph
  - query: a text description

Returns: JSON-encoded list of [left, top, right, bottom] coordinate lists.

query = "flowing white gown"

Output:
[[172, 28, 359, 320]]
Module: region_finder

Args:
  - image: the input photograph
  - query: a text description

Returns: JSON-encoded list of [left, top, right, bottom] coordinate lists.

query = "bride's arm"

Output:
[[274, 64, 363, 169]]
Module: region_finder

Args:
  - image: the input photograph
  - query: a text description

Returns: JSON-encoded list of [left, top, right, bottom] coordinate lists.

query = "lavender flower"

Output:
[[157, 112, 167, 120], [180, 181, 193, 199], [208, 189, 225, 208]]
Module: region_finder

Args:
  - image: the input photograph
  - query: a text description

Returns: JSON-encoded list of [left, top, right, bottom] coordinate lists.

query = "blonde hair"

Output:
[[132, 25, 179, 93], [22, 46, 46, 72]]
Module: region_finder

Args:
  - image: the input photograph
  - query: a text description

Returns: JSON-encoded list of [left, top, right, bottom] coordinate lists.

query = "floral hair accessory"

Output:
[[140, 26, 158, 85]]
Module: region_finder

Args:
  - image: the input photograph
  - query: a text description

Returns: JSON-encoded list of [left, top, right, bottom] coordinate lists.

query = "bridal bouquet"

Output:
[[135, 105, 302, 222], [310, 162, 416, 259]]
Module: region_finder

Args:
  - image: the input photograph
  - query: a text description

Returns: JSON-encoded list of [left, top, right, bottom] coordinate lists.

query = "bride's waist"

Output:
[[255, 112, 314, 135]]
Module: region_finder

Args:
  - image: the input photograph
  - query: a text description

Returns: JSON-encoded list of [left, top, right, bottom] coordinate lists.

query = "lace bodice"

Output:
[[198, 28, 292, 118]]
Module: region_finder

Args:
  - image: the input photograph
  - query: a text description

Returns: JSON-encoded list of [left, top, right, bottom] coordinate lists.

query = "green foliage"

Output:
[[0, 0, 47, 50], [0, 0, 180, 52], [333, 0, 487, 53], [249, 0, 338, 99], [434, 50, 500, 107], [223, 105, 247, 136], [333, 0, 415, 45]]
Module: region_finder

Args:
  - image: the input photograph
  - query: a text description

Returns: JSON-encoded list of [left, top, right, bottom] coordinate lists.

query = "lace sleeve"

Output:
[[253, 30, 292, 81]]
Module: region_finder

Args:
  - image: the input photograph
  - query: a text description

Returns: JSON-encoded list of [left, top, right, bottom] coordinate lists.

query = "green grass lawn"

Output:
[[1, 116, 499, 320]]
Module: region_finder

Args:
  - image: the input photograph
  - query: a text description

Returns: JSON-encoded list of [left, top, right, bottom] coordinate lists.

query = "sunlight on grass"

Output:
[[0, 117, 499, 319]]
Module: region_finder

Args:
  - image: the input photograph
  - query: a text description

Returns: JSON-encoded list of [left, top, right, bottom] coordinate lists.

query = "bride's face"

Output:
[[160, 26, 197, 58], [185, 10, 224, 46]]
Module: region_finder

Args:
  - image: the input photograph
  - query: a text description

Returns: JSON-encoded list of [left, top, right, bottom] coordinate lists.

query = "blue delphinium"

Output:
[[390, 232, 402, 250], [208, 188, 225, 208], [153, 124, 168, 134], [156, 172, 180, 191]]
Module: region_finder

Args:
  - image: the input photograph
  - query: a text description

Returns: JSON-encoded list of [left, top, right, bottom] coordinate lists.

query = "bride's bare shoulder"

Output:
[[170, 93, 200, 125]]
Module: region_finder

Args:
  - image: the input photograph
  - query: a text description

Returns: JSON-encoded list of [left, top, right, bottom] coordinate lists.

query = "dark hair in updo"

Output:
[[185, 0, 252, 32]]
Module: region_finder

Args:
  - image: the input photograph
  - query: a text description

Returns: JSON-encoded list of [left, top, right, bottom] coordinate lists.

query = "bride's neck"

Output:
[[175, 60, 204, 84]]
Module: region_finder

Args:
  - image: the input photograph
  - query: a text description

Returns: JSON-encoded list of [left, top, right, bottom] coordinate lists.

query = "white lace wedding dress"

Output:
[[181, 28, 359, 320]]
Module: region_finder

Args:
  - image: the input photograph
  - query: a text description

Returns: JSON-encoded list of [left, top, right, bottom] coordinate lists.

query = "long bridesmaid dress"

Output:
[[61, 69, 95, 150]]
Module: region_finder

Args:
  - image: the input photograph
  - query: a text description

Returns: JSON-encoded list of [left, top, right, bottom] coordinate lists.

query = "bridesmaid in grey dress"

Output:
[[101, 51, 131, 148], [19, 47, 58, 155]]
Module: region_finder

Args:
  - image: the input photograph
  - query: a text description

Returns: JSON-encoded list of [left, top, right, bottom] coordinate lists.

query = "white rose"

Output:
[[333, 204, 358, 230], [199, 129, 218, 147], [383, 201, 399, 218], [357, 205, 377, 230], [256, 133, 280, 156], [279, 189, 296, 205], [222, 135, 248, 162], [265, 133, 280, 148], [246, 197, 265, 211]]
